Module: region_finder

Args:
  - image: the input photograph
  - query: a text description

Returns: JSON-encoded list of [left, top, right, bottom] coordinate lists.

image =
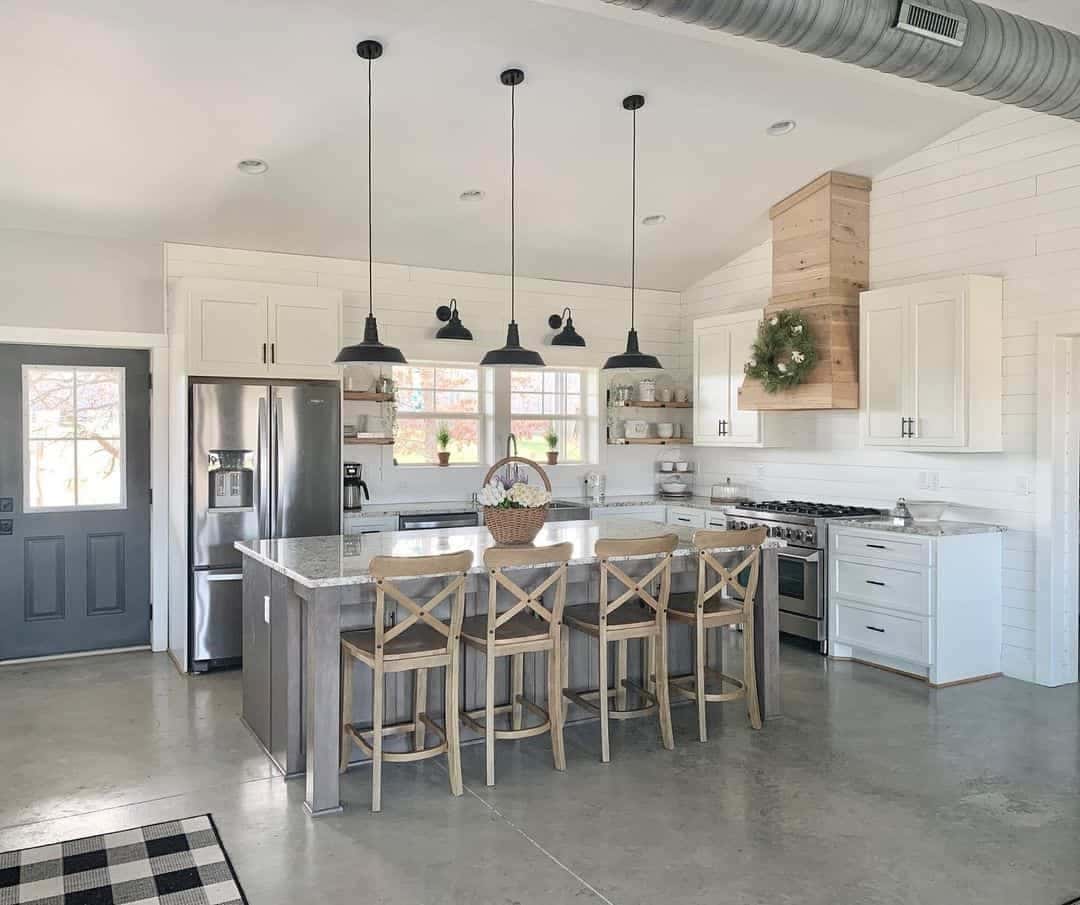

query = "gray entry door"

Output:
[[0, 344, 151, 660]]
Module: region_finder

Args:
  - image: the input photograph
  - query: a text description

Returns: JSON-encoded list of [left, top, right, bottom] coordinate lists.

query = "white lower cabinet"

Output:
[[828, 526, 1003, 686], [590, 505, 668, 523], [344, 515, 398, 535], [666, 506, 707, 529]]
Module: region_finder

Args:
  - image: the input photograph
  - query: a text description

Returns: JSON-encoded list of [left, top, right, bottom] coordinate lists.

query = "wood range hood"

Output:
[[738, 170, 871, 411]]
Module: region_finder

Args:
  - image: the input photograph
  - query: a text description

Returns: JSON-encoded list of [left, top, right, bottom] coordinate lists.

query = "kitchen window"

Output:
[[23, 365, 127, 511], [392, 364, 483, 465], [509, 368, 593, 464]]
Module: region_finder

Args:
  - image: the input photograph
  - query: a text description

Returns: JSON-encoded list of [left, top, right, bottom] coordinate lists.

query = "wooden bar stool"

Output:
[[561, 534, 679, 763], [339, 550, 473, 813], [668, 527, 766, 741], [460, 543, 572, 787]]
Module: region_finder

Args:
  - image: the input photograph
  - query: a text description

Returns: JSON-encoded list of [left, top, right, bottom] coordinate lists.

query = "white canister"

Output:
[[659, 387, 673, 403], [624, 420, 649, 439], [675, 461, 689, 472], [674, 387, 689, 403], [637, 378, 656, 403], [657, 423, 674, 439], [660, 461, 674, 472]]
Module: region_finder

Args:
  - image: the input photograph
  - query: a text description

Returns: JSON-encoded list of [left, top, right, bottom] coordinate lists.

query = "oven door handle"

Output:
[[777, 549, 820, 565]]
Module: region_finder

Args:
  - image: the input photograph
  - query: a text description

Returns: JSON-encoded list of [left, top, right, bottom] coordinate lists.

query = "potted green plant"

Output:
[[545, 426, 559, 465], [436, 423, 451, 466]]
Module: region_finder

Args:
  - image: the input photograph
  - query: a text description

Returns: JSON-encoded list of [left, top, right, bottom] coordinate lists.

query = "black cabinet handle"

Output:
[[262, 342, 268, 364], [866, 579, 886, 587], [866, 544, 887, 549], [718, 419, 728, 437], [865, 625, 886, 633], [271, 342, 276, 364]]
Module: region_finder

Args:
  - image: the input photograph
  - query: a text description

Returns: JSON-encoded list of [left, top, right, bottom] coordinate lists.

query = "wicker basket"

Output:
[[482, 456, 552, 546]]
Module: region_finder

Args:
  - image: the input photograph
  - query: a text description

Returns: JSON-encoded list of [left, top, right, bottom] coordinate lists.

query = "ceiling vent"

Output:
[[895, 1, 968, 46]]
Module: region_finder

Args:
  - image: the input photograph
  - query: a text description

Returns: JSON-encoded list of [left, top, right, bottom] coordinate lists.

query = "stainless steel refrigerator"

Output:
[[189, 379, 340, 671]]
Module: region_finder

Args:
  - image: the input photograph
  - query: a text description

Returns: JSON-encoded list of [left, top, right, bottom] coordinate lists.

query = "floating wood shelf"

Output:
[[344, 437, 395, 445], [343, 391, 395, 402], [608, 438, 691, 446], [609, 400, 692, 409]]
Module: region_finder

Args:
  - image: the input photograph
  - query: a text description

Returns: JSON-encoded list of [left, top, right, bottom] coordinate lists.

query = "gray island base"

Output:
[[236, 517, 783, 817]]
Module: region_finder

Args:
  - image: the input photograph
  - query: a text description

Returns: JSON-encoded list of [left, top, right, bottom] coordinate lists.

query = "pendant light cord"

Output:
[[630, 105, 637, 331], [367, 55, 374, 318], [510, 81, 516, 325]]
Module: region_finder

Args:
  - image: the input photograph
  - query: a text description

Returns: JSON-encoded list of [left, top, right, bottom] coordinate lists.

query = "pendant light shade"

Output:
[[480, 68, 545, 369], [548, 308, 586, 347], [334, 39, 407, 366], [603, 94, 662, 372]]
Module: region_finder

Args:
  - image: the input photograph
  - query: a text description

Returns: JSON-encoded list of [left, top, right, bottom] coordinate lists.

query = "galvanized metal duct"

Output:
[[602, 0, 1080, 120]]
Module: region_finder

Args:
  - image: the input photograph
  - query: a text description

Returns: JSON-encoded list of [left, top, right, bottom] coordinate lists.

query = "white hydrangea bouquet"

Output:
[[480, 457, 554, 545]]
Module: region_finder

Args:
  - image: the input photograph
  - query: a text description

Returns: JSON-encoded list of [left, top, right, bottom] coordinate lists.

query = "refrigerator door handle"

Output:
[[273, 394, 283, 538], [257, 396, 269, 539]]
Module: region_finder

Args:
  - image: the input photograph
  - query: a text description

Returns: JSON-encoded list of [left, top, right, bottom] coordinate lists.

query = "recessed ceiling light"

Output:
[[237, 159, 269, 175], [459, 189, 485, 201], [766, 120, 797, 137], [641, 214, 667, 226]]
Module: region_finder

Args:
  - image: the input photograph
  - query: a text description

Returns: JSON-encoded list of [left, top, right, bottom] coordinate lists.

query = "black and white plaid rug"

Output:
[[0, 815, 247, 905]]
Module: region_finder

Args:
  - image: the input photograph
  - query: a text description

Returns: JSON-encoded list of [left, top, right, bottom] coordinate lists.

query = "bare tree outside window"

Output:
[[24, 366, 126, 510]]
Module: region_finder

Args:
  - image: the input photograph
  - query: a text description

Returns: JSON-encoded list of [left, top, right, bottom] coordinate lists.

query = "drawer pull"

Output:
[[865, 625, 886, 633], [865, 580, 886, 587], [866, 543, 887, 549], [676, 517, 691, 523]]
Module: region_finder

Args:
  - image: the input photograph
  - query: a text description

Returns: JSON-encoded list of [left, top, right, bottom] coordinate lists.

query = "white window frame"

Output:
[[501, 367, 600, 466], [392, 362, 488, 467], [22, 364, 128, 512]]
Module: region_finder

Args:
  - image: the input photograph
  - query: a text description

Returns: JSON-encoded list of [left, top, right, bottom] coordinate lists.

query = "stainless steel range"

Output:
[[726, 500, 883, 652]]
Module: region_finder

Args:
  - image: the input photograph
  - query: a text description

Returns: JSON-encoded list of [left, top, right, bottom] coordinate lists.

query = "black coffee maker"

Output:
[[343, 463, 369, 511]]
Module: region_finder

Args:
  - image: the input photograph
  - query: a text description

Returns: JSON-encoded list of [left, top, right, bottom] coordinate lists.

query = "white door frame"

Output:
[[1035, 313, 1080, 687], [0, 327, 169, 654]]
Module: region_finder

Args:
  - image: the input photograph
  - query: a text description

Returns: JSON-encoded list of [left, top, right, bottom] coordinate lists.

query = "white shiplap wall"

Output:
[[682, 106, 1080, 683], [165, 243, 686, 501]]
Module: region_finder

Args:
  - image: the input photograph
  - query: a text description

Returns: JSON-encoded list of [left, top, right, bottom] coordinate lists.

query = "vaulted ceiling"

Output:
[[3, 0, 1077, 290]]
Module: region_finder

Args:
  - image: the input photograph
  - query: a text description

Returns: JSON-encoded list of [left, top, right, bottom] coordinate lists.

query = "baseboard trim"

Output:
[[0, 645, 151, 667], [929, 671, 1003, 689], [835, 656, 1002, 689]]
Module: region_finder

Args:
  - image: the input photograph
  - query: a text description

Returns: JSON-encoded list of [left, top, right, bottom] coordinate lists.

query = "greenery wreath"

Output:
[[743, 309, 817, 393]]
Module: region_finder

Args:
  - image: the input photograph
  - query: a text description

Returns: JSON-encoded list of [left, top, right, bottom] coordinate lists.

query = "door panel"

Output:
[[0, 344, 151, 660], [187, 285, 269, 377], [268, 288, 340, 378], [271, 383, 340, 540], [910, 292, 965, 447], [693, 325, 730, 446], [862, 299, 908, 445], [727, 317, 762, 444], [191, 569, 244, 663]]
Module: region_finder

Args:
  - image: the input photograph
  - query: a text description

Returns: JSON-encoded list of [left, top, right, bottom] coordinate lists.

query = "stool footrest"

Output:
[[461, 695, 553, 740], [346, 715, 449, 763], [670, 670, 746, 703], [564, 686, 658, 720]]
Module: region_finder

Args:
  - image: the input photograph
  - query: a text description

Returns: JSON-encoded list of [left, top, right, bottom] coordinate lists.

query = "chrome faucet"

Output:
[[505, 433, 518, 458]]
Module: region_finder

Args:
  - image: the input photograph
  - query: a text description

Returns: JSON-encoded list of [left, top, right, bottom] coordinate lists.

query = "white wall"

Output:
[[166, 242, 687, 502], [682, 106, 1080, 683], [0, 228, 163, 333]]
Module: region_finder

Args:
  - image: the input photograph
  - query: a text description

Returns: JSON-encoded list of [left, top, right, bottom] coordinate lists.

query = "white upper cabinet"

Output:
[[177, 279, 342, 380], [693, 310, 784, 448], [859, 275, 1002, 452]]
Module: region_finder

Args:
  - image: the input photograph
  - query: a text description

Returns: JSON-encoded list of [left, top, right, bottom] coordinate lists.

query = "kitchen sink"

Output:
[[548, 500, 591, 522]]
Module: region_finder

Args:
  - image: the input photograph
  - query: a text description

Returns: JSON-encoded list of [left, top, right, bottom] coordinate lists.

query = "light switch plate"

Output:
[[0, 520, 12, 536], [0, 498, 12, 513], [264, 595, 271, 624]]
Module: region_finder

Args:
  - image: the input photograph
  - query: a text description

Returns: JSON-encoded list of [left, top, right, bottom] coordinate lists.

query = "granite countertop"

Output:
[[345, 494, 737, 519], [237, 517, 784, 588], [830, 518, 1007, 537]]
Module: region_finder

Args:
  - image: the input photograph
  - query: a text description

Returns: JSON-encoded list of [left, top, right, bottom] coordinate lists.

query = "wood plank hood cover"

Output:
[[738, 171, 870, 412]]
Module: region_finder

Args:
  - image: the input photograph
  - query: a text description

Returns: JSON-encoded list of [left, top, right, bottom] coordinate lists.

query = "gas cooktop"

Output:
[[735, 500, 881, 519]]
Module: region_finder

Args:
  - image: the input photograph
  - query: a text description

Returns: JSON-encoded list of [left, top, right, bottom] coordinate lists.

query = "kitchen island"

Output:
[[236, 518, 783, 816]]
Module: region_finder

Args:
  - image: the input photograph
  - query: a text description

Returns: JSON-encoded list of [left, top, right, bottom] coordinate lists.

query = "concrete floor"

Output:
[[1, 645, 1078, 905]]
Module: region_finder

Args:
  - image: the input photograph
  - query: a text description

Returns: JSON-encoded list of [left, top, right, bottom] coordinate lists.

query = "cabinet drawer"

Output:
[[831, 558, 931, 616], [705, 512, 729, 529], [831, 529, 931, 566], [833, 603, 931, 666], [667, 507, 706, 529]]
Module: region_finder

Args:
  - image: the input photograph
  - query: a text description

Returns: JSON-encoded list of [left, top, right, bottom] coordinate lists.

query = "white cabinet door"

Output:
[[861, 293, 908, 446], [187, 283, 270, 377], [267, 287, 342, 379], [693, 322, 730, 447], [908, 288, 965, 448], [726, 317, 762, 445]]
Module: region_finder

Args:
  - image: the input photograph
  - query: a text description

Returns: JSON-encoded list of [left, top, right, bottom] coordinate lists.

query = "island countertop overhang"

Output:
[[235, 517, 784, 589]]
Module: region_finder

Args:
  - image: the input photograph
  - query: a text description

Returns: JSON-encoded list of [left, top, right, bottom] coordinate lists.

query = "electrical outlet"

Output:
[[0, 520, 12, 536], [0, 497, 12, 513], [1015, 476, 1032, 496], [918, 472, 929, 491], [925, 472, 941, 492], [264, 595, 271, 624]]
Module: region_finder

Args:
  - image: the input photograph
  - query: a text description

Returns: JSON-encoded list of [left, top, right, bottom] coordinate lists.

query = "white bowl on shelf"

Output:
[[660, 479, 689, 495], [657, 423, 674, 439], [660, 461, 674, 472]]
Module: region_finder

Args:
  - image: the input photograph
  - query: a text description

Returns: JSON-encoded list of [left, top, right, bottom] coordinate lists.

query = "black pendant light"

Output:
[[435, 299, 473, 341], [334, 39, 407, 365], [548, 307, 586, 347], [480, 68, 545, 368], [603, 94, 662, 371]]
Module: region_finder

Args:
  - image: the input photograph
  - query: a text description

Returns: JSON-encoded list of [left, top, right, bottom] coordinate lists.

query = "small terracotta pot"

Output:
[[546, 451, 558, 465], [438, 451, 450, 467]]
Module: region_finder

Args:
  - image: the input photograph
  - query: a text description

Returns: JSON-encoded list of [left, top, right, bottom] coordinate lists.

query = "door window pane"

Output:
[[24, 366, 126, 510]]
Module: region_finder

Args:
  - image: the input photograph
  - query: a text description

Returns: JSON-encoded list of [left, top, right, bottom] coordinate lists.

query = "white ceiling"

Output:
[[2, 0, 1077, 290]]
